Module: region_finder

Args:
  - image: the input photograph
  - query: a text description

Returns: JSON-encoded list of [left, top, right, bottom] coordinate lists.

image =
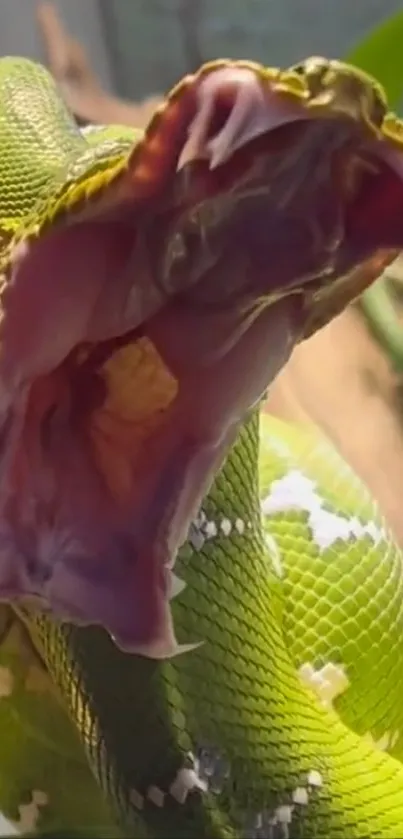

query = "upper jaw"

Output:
[[161, 58, 403, 326], [3, 58, 403, 661], [175, 58, 391, 174]]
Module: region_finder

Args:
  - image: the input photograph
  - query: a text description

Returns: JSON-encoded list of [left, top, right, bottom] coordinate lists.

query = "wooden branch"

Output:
[[36, 1, 161, 127]]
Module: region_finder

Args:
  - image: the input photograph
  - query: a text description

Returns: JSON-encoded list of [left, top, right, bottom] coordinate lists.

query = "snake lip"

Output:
[[1, 59, 403, 658]]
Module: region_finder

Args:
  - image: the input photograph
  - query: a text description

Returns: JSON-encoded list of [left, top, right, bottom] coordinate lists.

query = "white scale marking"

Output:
[[262, 470, 385, 551], [363, 729, 399, 752], [299, 662, 349, 709], [142, 752, 210, 810], [81, 124, 108, 137], [220, 518, 232, 537], [254, 771, 323, 838], [12, 791, 48, 835], [169, 765, 208, 804], [275, 803, 293, 826], [292, 787, 309, 805], [307, 770, 323, 788], [147, 786, 165, 808], [167, 572, 186, 600], [264, 532, 283, 578], [192, 513, 249, 544], [129, 788, 144, 810], [204, 520, 218, 539]]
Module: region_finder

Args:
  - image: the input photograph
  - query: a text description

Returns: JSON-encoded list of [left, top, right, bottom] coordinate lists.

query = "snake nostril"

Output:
[[289, 57, 330, 98], [290, 63, 305, 76]]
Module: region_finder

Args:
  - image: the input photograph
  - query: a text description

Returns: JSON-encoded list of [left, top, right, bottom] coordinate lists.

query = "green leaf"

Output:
[[345, 11, 403, 110]]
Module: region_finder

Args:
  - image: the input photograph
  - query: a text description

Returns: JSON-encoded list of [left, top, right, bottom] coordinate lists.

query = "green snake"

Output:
[[1, 54, 403, 838]]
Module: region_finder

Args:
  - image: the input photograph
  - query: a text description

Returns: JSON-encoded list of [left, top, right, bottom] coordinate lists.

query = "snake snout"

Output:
[[291, 56, 387, 133]]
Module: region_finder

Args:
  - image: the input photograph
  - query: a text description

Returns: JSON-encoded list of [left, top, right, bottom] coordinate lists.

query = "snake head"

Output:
[[1, 56, 403, 658]]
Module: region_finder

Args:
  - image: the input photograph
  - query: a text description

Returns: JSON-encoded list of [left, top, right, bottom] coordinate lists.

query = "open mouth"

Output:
[[2, 59, 403, 658]]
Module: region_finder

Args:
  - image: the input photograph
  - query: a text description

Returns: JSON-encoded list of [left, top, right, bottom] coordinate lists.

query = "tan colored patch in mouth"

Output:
[[88, 337, 178, 502]]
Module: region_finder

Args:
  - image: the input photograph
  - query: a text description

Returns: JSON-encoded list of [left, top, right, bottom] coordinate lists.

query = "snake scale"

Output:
[[0, 54, 403, 837]]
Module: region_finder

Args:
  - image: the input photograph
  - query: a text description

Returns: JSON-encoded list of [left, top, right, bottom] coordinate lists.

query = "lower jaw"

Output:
[[1, 296, 301, 659]]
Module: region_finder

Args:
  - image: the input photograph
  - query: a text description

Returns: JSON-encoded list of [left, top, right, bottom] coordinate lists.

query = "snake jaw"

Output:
[[2, 58, 403, 657]]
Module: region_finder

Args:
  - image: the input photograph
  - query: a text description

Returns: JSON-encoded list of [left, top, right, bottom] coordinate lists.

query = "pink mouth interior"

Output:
[[1, 65, 403, 658], [0, 217, 299, 658]]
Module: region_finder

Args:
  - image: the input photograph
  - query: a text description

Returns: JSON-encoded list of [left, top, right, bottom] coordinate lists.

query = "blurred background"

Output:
[[2, 0, 403, 542], [2, 0, 403, 98]]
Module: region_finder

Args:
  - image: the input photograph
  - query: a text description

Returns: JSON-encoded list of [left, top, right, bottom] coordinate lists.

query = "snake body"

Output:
[[0, 55, 403, 838]]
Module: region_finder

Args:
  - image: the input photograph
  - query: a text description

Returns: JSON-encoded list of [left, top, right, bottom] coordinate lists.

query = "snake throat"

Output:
[[1, 60, 403, 658]]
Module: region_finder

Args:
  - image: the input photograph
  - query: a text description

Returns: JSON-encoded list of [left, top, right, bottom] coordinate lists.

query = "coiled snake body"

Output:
[[0, 55, 402, 838]]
